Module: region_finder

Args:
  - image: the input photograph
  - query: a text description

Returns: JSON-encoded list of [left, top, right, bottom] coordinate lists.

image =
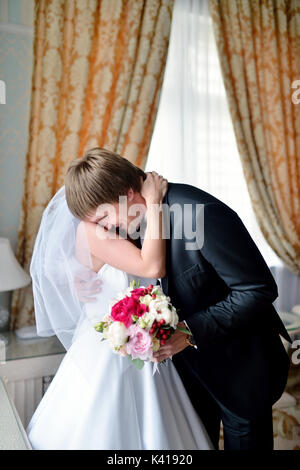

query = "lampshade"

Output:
[[0, 238, 31, 292]]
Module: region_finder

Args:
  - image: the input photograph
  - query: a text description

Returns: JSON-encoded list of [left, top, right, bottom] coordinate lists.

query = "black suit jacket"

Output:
[[161, 182, 291, 419]]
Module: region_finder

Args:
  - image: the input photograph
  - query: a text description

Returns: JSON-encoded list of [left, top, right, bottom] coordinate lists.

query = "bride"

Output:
[[26, 149, 213, 450]]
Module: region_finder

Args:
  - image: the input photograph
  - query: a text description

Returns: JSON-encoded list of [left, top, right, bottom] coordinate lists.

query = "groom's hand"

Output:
[[152, 322, 188, 363]]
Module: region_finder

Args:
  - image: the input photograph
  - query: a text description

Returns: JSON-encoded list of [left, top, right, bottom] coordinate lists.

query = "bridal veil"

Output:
[[29, 186, 97, 350]]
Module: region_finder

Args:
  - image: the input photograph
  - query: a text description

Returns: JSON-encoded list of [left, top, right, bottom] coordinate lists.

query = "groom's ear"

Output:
[[127, 187, 135, 202]]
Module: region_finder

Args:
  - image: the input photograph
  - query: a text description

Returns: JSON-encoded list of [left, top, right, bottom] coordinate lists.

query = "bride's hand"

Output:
[[141, 171, 168, 206]]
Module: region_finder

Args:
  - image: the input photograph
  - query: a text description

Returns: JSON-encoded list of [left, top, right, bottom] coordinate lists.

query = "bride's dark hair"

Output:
[[65, 147, 146, 220]]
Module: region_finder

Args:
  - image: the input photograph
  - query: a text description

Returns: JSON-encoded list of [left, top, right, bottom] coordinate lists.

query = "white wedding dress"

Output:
[[26, 263, 213, 450]]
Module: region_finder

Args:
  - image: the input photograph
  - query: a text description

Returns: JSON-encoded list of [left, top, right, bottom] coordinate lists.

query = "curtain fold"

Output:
[[209, 0, 300, 274], [10, 0, 174, 330]]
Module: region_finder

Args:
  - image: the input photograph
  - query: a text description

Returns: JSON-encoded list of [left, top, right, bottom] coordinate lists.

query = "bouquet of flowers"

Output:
[[94, 281, 191, 370]]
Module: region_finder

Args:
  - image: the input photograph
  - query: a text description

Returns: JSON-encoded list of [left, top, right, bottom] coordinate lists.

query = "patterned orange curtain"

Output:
[[209, 0, 300, 274], [11, 0, 174, 330]]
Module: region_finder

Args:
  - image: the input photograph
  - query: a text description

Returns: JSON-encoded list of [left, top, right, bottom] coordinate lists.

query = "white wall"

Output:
[[0, 0, 34, 315]]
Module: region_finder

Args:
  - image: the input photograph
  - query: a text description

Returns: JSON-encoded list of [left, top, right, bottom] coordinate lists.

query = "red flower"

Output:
[[125, 296, 149, 318], [111, 295, 149, 328], [131, 287, 148, 298], [135, 300, 149, 317], [111, 297, 132, 328]]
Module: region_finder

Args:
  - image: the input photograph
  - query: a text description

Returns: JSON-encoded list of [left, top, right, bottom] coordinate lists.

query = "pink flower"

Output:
[[126, 324, 153, 360]]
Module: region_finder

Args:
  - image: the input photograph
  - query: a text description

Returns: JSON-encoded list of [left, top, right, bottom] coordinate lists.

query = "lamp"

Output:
[[0, 237, 31, 345]]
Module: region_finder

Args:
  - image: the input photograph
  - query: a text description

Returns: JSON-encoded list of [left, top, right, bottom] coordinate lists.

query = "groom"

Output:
[[73, 148, 290, 450], [152, 180, 291, 450]]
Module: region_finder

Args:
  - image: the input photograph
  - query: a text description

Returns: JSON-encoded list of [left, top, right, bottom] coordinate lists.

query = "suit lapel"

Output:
[[161, 185, 171, 295]]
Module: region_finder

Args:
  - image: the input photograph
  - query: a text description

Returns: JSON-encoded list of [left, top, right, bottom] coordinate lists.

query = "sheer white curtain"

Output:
[[146, 0, 282, 269]]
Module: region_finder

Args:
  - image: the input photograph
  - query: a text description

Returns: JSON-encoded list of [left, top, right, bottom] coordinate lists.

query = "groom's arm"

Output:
[[184, 202, 279, 348]]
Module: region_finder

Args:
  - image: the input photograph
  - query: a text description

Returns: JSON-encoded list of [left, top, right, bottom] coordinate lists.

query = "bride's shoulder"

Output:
[[75, 221, 105, 272]]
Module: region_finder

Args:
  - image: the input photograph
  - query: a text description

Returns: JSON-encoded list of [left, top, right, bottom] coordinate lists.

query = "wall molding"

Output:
[[0, 22, 33, 36]]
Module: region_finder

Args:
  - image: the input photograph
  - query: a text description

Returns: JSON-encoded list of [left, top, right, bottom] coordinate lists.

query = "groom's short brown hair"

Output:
[[65, 147, 146, 220]]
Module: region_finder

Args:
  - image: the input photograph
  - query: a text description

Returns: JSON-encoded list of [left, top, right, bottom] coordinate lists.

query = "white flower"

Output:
[[151, 285, 164, 296], [149, 298, 170, 314], [106, 322, 128, 349], [138, 311, 157, 329], [163, 307, 179, 328], [145, 297, 179, 328], [152, 304, 178, 328], [139, 294, 153, 306]]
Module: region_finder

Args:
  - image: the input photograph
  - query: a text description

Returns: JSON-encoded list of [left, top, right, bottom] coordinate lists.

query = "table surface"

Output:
[[0, 310, 298, 362], [0, 331, 65, 362]]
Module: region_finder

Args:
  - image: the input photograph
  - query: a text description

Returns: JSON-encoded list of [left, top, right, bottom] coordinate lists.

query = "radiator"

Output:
[[5, 375, 54, 428], [0, 353, 65, 429]]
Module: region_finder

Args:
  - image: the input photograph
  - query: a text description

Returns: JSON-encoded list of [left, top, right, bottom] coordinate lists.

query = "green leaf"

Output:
[[176, 325, 192, 335], [94, 321, 105, 332], [127, 355, 144, 370]]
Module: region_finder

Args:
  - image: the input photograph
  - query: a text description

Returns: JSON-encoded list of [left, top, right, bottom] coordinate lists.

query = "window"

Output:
[[145, 0, 282, 267]]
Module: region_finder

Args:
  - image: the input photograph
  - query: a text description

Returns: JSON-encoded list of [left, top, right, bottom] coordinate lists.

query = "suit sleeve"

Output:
[[185, 202, 279, 347]]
